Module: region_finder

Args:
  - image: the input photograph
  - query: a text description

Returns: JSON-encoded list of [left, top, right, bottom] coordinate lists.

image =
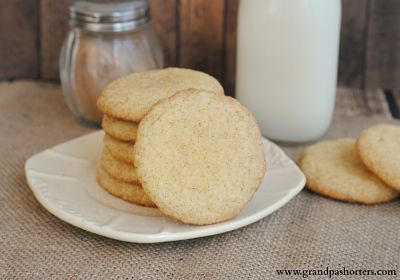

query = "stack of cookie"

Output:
[[96, 68, 224, 208], [299, 124, 400, 205], [97, 117, 154, 207]]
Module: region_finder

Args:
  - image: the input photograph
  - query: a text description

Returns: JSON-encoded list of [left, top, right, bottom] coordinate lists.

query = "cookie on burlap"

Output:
[[104, 133, 135, 164], [357, 124, 400, 191], [101, 147, 138, 183], [134, 89, 266, 225], [97, 68, 224, 122], [299, 138, 398, 204], [96, 166, 155, 207], [102, 115, 138, 142]]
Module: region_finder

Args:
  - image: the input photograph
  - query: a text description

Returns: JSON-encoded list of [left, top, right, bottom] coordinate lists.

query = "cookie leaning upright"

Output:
[[97, 68, 225, 122], [357, 124, 400, 191], [134, 89, 266, 225], [299, 138, 398, 204]]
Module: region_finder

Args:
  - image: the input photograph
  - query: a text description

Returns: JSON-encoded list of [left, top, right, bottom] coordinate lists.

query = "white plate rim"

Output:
[[25, 131, 305, 243]]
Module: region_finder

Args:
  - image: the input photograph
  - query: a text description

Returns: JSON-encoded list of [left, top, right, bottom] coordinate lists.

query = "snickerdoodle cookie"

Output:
[[102, 115, 138, 142], [97, 68, 224, 122], [101, 147, 138, 183], [134, 89, 266, 225], [357, 124, 400, 191], [103, 133, 135, 164], [96, 166, 155, 207], [299, 138, 398, 204]]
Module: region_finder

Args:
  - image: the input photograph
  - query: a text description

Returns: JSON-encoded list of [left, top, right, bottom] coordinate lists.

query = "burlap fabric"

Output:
[[1, 82, 399, 279]]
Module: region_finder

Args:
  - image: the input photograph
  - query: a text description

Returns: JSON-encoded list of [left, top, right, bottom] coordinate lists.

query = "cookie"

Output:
[[134, 89, 266, 225], [97, 68, 225, 122], [357, 124, 400, 191], [299, 138, 398, 204], [96, 166, 156, 207], [104, 133, 135, 164], [102, 115, 138, 142], [101, 147, 138, 183]]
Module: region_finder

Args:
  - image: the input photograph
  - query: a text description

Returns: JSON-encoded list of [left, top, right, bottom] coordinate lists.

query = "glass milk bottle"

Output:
[[236, 0, 341, 142]]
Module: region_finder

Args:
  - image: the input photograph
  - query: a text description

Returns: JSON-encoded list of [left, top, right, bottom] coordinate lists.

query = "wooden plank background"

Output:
[[1, 0, 400, 94], [0, 0, 39, 79]]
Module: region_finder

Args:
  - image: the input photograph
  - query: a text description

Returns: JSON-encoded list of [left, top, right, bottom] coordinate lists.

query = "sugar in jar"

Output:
[[60, 0, 164, 126]]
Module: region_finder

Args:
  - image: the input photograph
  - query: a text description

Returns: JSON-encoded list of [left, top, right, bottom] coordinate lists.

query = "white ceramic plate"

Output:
[[25, 131, 305, 243]]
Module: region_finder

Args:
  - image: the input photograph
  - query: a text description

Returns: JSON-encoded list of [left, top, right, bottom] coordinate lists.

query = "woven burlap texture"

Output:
[[0, 82, 399, 279]]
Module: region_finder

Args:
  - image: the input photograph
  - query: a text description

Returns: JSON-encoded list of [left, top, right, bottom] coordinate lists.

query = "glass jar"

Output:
[[60, 0, 164, 127]]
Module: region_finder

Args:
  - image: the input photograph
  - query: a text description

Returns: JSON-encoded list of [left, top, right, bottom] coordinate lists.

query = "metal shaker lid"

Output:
[[70, 0, 150, 32]]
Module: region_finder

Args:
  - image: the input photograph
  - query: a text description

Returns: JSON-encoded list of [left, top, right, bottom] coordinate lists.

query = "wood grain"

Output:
[[0, 0, 39, 79], [3, 0, 400, 91], [40, 0, 70, 80], [365, 0, 400, 89], [179, 0, 225, 81], [223, 0, 239, 96], [338, 0, 369, 88], [149, 0, 178, 67]]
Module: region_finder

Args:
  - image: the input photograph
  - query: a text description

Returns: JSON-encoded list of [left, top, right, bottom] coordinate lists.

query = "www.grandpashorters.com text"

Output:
[[276, 267, 396, 278]]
